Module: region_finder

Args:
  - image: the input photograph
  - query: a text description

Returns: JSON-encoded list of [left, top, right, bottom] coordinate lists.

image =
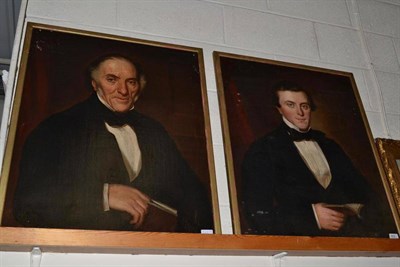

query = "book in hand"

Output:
[[136, 199, 178, 232], [324, 203, 363, 217]]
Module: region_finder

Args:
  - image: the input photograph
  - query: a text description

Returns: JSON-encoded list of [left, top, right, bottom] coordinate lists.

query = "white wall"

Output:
[[1, 0, 400, 266]]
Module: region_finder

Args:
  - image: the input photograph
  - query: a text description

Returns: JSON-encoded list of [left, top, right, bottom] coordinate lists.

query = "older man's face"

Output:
[[91, 58, 140, 113], [277, 90, 311, 131]]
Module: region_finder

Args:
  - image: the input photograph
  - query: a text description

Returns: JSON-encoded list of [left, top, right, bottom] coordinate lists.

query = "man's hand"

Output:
[[108, 184, 150, 229], [314, 203, 346, 231]]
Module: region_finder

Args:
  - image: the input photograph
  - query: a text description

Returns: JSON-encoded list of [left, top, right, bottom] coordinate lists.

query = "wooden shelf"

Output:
[[1, 227, 400, 256]]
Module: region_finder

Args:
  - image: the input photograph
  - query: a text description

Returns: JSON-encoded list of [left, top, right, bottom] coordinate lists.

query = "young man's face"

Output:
[[277, 90, 311, 131], [91, 58, 140, 113]]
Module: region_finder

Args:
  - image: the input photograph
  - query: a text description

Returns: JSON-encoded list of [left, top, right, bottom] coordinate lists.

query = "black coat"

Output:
[[14, 94, 213, 232], [242, 123, 386, 237]]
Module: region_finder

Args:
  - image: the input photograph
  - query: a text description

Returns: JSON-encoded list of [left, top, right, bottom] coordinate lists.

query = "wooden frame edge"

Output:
[[1, 227, 400, 256]]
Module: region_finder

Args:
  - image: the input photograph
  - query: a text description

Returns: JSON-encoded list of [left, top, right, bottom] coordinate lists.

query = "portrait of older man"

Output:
[[13, 53, 213, 233]]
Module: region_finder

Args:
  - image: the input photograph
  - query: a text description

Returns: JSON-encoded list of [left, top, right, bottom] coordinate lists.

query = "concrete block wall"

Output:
[[1, 0, 400, 266]]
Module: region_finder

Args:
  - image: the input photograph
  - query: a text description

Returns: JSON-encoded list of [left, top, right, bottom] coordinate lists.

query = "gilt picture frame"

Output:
[[376, 138, 400, 221], [0, 22, 220, 234], [213, 51, 400, 237]]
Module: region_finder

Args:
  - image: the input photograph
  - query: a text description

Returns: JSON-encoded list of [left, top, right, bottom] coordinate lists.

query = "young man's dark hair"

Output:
[[272, 81, 316, 111]]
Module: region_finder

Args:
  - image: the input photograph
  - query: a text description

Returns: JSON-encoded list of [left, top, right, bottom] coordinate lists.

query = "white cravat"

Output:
[[293, 141, 332, 189], [283, 117, 332, 189], [97, 93, 142, 182], [97, 93, 142, 211], [105, 122, 142, 182]]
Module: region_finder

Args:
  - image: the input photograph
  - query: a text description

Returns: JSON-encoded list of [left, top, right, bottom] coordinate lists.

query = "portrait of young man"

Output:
[[216, 54, 397, 237], [1, 26, 215, 233], [242, 81, 387, 237]]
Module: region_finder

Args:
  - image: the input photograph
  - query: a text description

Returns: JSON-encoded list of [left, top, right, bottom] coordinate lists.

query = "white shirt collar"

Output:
[[282, 116, 310, 133]]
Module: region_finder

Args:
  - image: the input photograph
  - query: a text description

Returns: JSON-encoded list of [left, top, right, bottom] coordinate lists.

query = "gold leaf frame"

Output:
[[214, 51, 400, 238], [0, 22, 220, 241], [376, 138, 400, 219]]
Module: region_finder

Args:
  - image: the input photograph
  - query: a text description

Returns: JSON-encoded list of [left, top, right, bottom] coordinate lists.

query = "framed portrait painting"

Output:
[[376, 138, 400, 219], [0, 23, 219, 235], [214, 51, 400, 237]]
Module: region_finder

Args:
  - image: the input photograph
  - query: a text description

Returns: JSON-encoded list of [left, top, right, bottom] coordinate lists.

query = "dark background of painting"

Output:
[[217, 55, 396, 235], [2, 26, 212, 227]]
